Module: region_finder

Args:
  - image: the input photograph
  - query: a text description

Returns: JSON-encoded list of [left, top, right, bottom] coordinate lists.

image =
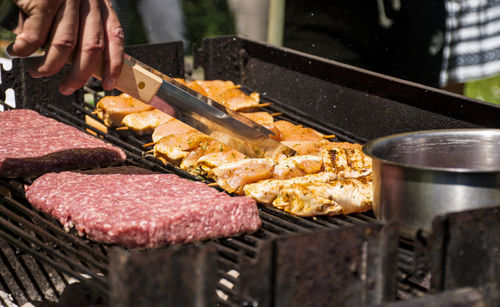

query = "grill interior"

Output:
[[0, 89, 395, 306], [1, 37, 499, 306]]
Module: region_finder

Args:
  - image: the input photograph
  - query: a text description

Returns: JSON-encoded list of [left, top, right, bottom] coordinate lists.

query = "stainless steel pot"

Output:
[[362, 129, 500, 235]]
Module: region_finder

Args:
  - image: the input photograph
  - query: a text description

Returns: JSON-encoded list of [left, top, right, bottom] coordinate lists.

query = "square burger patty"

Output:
[[25, 166, 261, 248]]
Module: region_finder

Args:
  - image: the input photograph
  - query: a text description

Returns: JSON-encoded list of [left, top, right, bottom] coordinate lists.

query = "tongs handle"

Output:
[[92, 55, 163, 103]]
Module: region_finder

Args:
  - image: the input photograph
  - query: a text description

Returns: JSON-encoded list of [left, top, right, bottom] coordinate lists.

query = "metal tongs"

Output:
[[94, 54, 295, 158]]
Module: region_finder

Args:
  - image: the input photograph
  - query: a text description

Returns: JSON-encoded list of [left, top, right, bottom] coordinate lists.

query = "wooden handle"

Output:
[[92, 57, 163, 103]]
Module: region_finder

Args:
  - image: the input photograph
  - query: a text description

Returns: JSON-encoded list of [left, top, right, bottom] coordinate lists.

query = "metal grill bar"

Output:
[[0, 228, 107, 297], [1, 196, 107, 265], [0, 204, 106, 272], [0, 215, 107, 285]]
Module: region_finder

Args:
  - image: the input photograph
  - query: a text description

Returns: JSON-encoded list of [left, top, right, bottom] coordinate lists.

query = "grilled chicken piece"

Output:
[[173, 78, 188, 85], [320, 146, 372, 178], [280, 140, 348, 155], [187, 80, 236, 98], [273, 155, 323, 179], [180, 139, 230, 176], [244, 172, 339, 203], [152, 120, 196, 143], [211, 158, 275, 194], [271, 121, 324, 142], [153, 131, 210, 163], [121, 109, 173, 135], [239, 111, 274, 126], [186, 80, 261, 111], [197, 150, 245, 171], [216, 88, 261, 111], [273, 176, 373, 216], [95, 93, 154, 127]]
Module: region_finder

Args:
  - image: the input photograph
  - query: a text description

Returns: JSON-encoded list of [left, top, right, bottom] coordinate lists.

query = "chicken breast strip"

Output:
[[95, 93, 153, 127], [210, 158, 276, 194], [243, 172, 339, 203], [273, 176, 373, 217], [121, 109, 173, 135]]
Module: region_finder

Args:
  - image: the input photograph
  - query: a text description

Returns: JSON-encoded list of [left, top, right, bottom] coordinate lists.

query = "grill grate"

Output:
[[2, 35, 455, 303], [0, 82, 428, 305]]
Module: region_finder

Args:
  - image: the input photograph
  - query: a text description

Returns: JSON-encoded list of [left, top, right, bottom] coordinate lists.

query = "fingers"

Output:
[[100, 0, 124, 90], [59, 0, 104, 95], [30, 0, 81, 78], [9, 0, 124, 95], [8, 1, 63, 57]]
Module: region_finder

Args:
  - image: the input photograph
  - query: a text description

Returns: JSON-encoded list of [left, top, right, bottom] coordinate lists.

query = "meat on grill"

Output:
[[210, 144, 371, 195], [94, 93, 154, 127], [25, 166, 261, 248], [0, 109, 126, 178], [273, 176, 373, 216], [121, 109, 173, 135], [184, 80, 262, 111], [90, 83, 373, 217], [243, 172, 373, 216]]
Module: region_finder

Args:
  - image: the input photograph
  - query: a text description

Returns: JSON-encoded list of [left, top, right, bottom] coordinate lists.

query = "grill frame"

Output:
[[0, 36, 499, 306]]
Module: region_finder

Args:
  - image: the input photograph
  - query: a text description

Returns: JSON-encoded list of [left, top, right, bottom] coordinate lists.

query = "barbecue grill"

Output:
[[1, 36, 499, 306]]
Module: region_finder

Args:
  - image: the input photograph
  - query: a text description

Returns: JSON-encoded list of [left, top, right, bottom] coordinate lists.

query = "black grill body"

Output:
[[0, 36, 499, 306]]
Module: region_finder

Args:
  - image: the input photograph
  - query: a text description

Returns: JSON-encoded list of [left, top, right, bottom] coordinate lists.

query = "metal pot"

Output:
[[362, 129, 500, 235]]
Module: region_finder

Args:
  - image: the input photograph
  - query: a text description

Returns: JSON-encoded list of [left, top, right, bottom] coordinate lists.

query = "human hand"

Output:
[[7, 0, 124, 95]]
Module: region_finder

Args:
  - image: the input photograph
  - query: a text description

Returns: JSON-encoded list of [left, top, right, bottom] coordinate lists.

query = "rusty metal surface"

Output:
[[237, 223, 398, 307], [380, 287, 485, 307], [409, 207, 500, 307], [110, 243, 218, 307]]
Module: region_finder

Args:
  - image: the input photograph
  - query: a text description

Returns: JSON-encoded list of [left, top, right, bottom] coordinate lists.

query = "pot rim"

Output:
[[362, 128, 500, 173]]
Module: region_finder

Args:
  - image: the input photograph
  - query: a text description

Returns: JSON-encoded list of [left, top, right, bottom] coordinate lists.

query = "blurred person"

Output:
[[2, 0, 125, 95], [440, 0, 500, 94], [283, 1, 445, 88], [137, 0, 186, 44], [227, 0, 268, 41], [283, 1, 500, 95]]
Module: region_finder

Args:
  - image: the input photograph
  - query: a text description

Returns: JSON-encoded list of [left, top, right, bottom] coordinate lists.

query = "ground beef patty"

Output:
[[25, 166, 261, 248], [0, 109, 126, 178]]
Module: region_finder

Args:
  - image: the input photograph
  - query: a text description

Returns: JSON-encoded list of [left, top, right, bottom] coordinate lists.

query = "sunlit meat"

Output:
[[153, 131, 211, 163], [281, 140, 343, 155], [210, 158, 275, 194], [320, 146, 372, 178], [196, 150, 246, 171], [244, 172, 339, 204], [95, 93, 153, 127], [273, 176, 373, 217], [271, 120, 325, 141], [152, 119, 196, 143], [272, 155, 323, 179], [121, 109, 173, 135], [186, 80, 261, 111], [239, 111, 274, 125], [180, 139, 230, 176], [186, 80, 237, 97]]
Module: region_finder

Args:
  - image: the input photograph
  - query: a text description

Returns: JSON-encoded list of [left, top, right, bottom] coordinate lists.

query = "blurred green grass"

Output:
[[465, 74, 500, 106]]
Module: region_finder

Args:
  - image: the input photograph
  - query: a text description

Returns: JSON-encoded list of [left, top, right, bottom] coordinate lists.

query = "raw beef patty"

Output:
[[0, 109, 126, 177], [25, 166, 262, 248]]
